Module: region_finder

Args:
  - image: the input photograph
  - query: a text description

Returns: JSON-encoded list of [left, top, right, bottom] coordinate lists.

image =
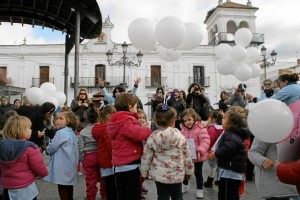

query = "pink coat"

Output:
[[0, 146, 48, 189], [181, 121, 210, 162], [107, 111, 152, 166]]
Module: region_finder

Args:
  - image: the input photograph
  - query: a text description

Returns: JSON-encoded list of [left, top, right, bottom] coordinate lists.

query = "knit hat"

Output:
[[41, 102, 56, 114]]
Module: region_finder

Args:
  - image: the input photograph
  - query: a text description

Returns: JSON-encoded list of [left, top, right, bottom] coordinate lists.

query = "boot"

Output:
[[203, 176, 214, 188]]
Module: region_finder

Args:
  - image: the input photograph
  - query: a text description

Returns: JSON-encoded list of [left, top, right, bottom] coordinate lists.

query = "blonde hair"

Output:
[[3, 116, 31, 139], [137, 109, 147, 121]]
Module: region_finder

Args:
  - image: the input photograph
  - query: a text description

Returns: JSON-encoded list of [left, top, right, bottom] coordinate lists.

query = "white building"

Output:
[[0, 0, 268, 118]]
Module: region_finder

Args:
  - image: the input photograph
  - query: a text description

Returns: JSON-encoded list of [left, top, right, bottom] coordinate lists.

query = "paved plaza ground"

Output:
[[36, 153, 261, 200]]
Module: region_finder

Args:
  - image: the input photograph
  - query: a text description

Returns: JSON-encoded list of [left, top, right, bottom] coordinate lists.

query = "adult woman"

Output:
[[151, 86, 165, 114], [15, 102, 57, 148], [98, 77, 141, 105], [218, 91, 229, 113], [167, 89, 186, 130], [70, 89, 91, 122], [13, 99, 21, 109], [186, 83, 207, 120]]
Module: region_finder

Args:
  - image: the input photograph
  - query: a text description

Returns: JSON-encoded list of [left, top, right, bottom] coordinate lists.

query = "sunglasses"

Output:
[[264, 83, 271, 86], [80, 93, 86, 95]]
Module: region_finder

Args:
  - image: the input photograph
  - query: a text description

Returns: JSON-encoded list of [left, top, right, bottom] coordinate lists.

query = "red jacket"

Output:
[[107, 111, 152, 166], [0, 142, 48, 189], [277, 159, 300, 194], [207, 124, 223, 151], [92, 122, 113, 168]]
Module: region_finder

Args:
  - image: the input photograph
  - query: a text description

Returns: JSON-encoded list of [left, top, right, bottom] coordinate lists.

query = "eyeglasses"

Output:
[[80, 93, 86, 95]]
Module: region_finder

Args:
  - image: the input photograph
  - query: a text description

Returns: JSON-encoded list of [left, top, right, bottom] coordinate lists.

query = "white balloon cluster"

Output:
[[215, 28, 261, 81], [25, 82, 66, 109], [128, 16, 203, 62]]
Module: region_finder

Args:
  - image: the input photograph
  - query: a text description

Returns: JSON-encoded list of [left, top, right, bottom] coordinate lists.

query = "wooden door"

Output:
[[40, 66, 49, 86], [0, 67, 7, 85], [151, 65, 161, 87]]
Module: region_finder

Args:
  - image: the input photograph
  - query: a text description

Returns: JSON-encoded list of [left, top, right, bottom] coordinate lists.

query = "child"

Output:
[[78, 104, 106, 200], [92, 105, 117, 200], [44, 111, 79, 200], [137, 109, 149, 199], [106, 93, 152, 200], [204, 110, 224, 188], [181, 108, 210, 198], [208, 108, 248, 200], [0, 115, 48, 200], [141, 104, 194, 200]]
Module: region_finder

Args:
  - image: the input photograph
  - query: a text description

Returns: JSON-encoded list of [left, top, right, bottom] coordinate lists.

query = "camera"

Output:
[[194, 85, 200, 91], [237, 83, 247, 93]]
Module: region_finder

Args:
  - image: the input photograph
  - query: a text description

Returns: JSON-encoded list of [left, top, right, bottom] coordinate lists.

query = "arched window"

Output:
[[239, 21, 250, 29], [98, 32, 105, 42]]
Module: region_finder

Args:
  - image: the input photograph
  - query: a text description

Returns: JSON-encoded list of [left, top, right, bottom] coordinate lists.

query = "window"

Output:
[[39, 66, 49, 86], [193, 66, 205, 86], [0, 67, 7, 85], [95, 64, 106, 85], [151, 65, 161, 86], [98, 32, 105, 42]]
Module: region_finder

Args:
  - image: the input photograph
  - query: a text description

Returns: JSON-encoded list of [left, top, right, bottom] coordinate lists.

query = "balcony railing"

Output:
[[70, 76, 129, 88], [145, 77, 167, 88], [189, 76, 210, 87], [208, 32, 264, 47], [32, 77, 55, 87]]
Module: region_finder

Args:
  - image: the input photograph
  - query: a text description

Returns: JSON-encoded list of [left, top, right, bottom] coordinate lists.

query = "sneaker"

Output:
[[182, 184, 189, 193], [196, 189, 204, 199]]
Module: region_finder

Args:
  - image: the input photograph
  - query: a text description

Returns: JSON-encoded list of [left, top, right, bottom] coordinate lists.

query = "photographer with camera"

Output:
[[186, 83, 208, 120], [225, 83, 248, 108], [70, 88, 91, 123]]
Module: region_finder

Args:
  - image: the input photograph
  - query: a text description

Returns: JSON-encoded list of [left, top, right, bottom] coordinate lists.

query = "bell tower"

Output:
[[204, 0, 263, 47]]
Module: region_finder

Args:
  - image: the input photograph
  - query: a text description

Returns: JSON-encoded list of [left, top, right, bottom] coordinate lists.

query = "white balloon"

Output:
[[40, 82, 57, 96], [43, 95, 58, 109], [176, 23, 203, 50], [128, 18, 157, 50], [248, 99, 294, 143], [217, 59, 236, 75], [155, 16, 186, 49], [246, 47, 260, 64], [234, 28, 253, 47], [250, 63, 261, 78], [231, 45, 247, 63], [54, 91, 67, 106], [25, 87, 44, 105], [157, 44, 181, 62], [234, 63, 252, 81], [215, 43, 232, 59]]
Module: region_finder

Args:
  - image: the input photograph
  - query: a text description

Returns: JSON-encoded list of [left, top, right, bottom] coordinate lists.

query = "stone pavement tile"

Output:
[[37, 154, 262, 200]]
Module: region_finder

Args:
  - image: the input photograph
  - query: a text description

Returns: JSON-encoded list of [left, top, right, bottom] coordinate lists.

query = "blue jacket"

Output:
[[100, 86, 137, 105], [44, 127, 79, 185], [257, 83, 300, 105]]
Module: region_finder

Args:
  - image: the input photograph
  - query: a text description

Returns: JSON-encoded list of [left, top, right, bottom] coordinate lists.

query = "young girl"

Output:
[[141, 104, 194, 200], [208, 108, 248, 200], [78, 104, 106, 200], [44, 111, 79, 200], [137, 109, 149, 199], [0, 116, 48, 200], [181, 108, 210, 199], [92, 105, 117, 200], [204, 110, 224, 188], [107, 93, 152, 200]]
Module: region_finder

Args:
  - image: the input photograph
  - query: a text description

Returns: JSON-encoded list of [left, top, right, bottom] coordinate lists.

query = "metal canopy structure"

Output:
[[0, 0, 102, 53], [0, 0, 102, 102]]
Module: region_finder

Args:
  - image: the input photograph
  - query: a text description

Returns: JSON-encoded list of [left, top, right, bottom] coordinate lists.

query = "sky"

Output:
[[0, 0, 299, 66]]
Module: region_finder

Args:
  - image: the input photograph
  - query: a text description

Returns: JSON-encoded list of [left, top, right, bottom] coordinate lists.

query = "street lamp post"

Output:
[[260, 46, 277, 79], [106, 42, 143, 87]]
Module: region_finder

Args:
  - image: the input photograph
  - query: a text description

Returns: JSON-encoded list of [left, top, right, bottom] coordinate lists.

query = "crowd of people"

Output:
[[0, 74, 300, 200]]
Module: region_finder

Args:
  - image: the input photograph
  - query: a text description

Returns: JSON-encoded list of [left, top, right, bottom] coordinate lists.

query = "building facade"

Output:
[[0, 0, 265, 118]]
